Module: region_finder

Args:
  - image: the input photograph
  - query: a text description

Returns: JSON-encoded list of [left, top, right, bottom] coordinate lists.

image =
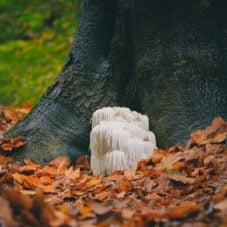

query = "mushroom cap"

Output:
[[92, 107, 149, 130]]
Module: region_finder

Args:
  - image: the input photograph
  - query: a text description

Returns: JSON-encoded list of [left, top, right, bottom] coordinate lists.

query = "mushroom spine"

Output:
[[90, 107, 156, 175]]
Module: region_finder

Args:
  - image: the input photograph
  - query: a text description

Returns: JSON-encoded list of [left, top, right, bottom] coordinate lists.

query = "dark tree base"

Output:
[[6, 0, 227, 163]]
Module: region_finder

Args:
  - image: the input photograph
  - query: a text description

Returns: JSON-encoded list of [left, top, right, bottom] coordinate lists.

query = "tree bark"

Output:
[[7, 0, 227, 163]]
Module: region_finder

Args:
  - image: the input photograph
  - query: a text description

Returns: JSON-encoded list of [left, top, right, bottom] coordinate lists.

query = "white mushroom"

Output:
[[90, 107, 156, 175], [105, 150, 127, 174]]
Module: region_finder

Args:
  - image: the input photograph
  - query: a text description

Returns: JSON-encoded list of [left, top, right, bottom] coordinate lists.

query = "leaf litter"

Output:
[[0, 105, 226, 226]]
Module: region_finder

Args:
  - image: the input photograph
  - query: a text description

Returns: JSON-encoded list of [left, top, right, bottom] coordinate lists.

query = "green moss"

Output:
[[0, 0, 83, 105]]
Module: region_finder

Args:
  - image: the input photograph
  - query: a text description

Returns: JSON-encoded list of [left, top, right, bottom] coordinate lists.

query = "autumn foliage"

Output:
[[0, 105, 226, 226]]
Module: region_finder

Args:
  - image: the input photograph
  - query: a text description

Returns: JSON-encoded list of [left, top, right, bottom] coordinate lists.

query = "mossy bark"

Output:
[[7, 0, 227, 163]]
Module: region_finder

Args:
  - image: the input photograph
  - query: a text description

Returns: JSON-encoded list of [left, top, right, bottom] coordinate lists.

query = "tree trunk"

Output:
[[7, 0, 227, 163]]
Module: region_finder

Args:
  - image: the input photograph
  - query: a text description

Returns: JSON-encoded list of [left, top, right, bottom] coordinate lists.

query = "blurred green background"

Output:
[[0, 0, 83, 105]]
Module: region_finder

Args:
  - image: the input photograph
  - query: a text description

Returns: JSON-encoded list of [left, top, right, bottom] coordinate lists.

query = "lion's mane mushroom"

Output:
[[90, 107, 156, 175]]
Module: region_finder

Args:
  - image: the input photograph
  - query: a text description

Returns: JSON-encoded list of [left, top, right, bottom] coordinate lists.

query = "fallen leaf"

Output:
[[167, 171, 195, 184], [80, 204, 92, 216], [215, 199, 227, 211], [165, 201, 201, 219], [122, 208, 135, 219], [117, 178, 133, 192], [49, 155, 70, 173], [212, 133, 227, 143], [0, 196, 18, 226], [92, 203, 112, 215], [0, 113, 226, 226], [1, 135, 26, 151], [75, 155, 90, 170]]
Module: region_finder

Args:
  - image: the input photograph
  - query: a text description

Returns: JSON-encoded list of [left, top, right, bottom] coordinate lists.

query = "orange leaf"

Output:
[[167, 171, 195, 184], [152, 149, 166, 163], [95, 191, 109, 201], [49, 155, 70, 173], [85, 177, 102, 189], [165, 201, 201, 219], [0, 155, 12, 165], [75, 155, 90, 170], [1, 135, 26, 151], [117, 178, 133, 192], [122, 208, 135, 219], [212, 133, 227, 143], [79, 205, 92, 216]]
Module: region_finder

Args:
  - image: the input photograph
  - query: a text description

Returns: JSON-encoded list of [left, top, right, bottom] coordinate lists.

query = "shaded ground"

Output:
[[0, 105, 226, 226]]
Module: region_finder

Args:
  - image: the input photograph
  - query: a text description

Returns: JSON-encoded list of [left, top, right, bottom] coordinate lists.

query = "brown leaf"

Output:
[[215, 199, 227, 211], [165, 201, 201, 219], [211, 117, 226, 128], [92, 202, 112, 215], [79, 204, 92, 216], [3, 189, 33, 210], [19, 165, 37, 173], [95, 191, 109, 201], [0, 115, 226, 226], [49, 155, 70, 173], [2, 108, 19, 122], [0, 155, 12, 166], [24, 158, 40, 168], [204, 155, 215, 165], [75, 155, 90, 170], [33, 190, 69, 226], [85, 177, 102, 189], [13, 173, 40, 188], [171, 161, 184, 170], [152, 149, 166, 163], [1, 135, 26, 151], [167, 171, 195, 184], [117, 178, 133, 192], [0, 196, 18, 227], [122, 208, 135, 219], [184, 148, 200, 161], [161, 153, 184, 170], [37, 166, 58, 177], [39, 175, 53, 185], [212, 133, 227, 143], [137, 159, 149, 172]]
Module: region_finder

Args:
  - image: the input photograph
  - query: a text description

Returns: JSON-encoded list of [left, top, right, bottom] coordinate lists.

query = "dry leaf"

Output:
[[0, 112, 226, 226]]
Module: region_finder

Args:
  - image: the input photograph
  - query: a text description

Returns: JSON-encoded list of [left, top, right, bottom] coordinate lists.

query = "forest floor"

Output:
[[0, 105, 226, 227]]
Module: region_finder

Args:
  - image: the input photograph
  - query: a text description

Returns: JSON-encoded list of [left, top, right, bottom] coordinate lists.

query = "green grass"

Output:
[[0, 0, 83, 105]]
